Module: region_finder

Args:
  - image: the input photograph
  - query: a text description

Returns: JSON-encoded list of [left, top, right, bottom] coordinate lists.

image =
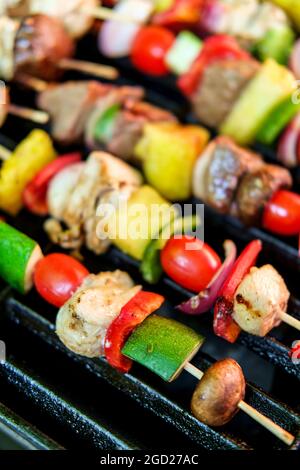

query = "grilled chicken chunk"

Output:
[[236, 165, 292, 224], [233, 265, 290, 337], [46, 152, 142, 254], [56, 270, 141, 357], [192, 59, 259, 128], [193, 136, 263, 212]]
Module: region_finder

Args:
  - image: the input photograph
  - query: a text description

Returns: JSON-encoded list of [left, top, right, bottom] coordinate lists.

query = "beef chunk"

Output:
[[192, 59, 259, 128], [205, 136, 263, 212], [236, 164, 292, 224]]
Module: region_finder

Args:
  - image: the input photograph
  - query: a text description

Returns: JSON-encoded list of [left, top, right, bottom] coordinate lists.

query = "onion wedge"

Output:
[[177, 240, 237, 315]]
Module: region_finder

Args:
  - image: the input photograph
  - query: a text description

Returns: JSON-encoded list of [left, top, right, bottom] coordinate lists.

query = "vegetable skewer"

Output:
[[27, 81, 300, 238], [0, 222, 295, 445], [98, 6, 300, 167], [1, 133, 296, 344]]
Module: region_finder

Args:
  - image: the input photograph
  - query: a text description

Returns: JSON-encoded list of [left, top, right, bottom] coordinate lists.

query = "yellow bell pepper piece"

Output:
[[0, 129, 56, 215], [220, 59, 296, 145], [111, 185, 174, 260], [135, 122, 209, 201], [268, 1, 300, 30]]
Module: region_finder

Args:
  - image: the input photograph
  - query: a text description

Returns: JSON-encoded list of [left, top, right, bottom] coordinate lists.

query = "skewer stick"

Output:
[[15, 74, 49, 92], [0, 145, 11, 161], [184, 362, 295, 446], [82, 6, 141, 24], [8, 104, 49, 124], [280, 311, 300, 331], [58, 58, 119, 80]]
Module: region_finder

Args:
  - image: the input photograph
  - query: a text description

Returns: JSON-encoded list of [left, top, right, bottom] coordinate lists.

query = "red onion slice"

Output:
[[98, 0, 153, 58], [177, 240, 237, 315], [289, 39, 300, 80]]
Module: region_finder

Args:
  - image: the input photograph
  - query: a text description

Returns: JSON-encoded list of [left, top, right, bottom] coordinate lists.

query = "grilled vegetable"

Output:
[[23, 152, 81, 216], [178, 240, 237, 315], [141, 214, 200, 284], [34, 253, 89, 307], [131, 25, 175, 76], [256, 95, 300, 145], [0, 222, 43, 293], [191, 359, 245, 426], [165, 30, 202, 75], [111, 185, 173, 260], [92, 104, 121, 145], [221, 59, 296, 145], [161, 236, 221, 293], [255, 26, 295, 64], [135, 122, 209, 200], [122, 314, 204, 381], [262, 190, 300, 236], [0, 130, 56, 215], [213, 240, 262, 343], [105, 291, 165, 372]]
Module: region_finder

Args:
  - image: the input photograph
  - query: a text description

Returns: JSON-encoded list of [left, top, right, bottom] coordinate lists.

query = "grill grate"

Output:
[[0, 33, 299, 450]]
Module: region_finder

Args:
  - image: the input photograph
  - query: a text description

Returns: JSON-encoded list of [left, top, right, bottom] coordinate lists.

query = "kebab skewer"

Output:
[[27, 80, 300, 240], [0, 87, 49, 129], [1, 128, 297, 343], [98, 6, 300, 167], [99, 0, 300, 71], [0, 221, 295, 445], [0, 14, 118, 83]]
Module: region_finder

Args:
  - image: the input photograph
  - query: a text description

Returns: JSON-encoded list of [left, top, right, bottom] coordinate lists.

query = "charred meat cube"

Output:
[[193, 136, 263, 213], [236, 164, 292, 224], [192, 59, 259, 128]]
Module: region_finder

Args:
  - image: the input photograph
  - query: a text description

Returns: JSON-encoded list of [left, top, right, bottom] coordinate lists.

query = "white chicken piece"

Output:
[[46, 151, 142, 254], [47, 162, 85, 221], [56, 270, 141, 357], [233, 264, 290, 336]]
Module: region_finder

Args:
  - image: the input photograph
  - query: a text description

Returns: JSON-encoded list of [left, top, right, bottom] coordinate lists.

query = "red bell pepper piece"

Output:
[[153, 0, 204, 30], [213, 239, 262, 343], [178, 34, 251, 96], [104, 291, 165, 373], [23, 152, 81, 216]]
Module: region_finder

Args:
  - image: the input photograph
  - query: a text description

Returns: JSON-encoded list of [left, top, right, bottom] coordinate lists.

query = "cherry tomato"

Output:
[[131, 26, 175, 76], [160, 236, 221, 292], [34, 253, 89, 307], [262, 190, 300, 236], [23, 153, 81, 216]]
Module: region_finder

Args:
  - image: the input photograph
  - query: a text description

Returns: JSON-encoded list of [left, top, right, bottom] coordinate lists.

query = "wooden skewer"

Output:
[[0, 145, 11, 161], [82, 6, 141, 24], [15, 74, 49, 92], [58, 58, 119, 80], [280, 311, 300, 331], [8, 104, 49, 124], [184, 362, 295, 446]]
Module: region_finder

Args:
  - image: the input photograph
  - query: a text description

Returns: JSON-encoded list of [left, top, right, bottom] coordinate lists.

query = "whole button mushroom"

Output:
[[191, 358, 246, 426]]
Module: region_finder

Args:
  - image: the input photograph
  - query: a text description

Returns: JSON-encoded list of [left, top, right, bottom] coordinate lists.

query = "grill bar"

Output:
[[0, 353, 137, 450], [0, 401, 63, 450]]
